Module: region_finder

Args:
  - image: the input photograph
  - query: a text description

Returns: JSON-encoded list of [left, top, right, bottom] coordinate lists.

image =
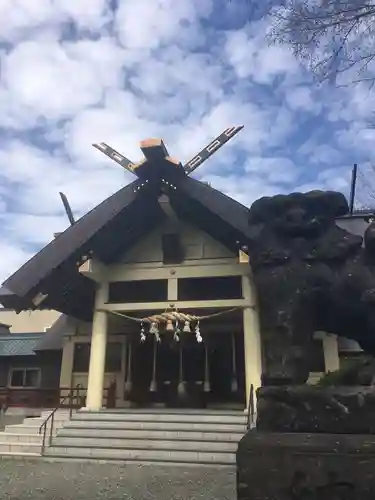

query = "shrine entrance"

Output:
[[125, 328, 245, 409]]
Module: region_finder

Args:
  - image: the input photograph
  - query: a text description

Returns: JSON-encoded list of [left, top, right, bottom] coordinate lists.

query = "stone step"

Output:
[[51, 436, 238, 452], [24, 416, 70, 426], [5, 422, 65, 435], [67, 420, 246, 433], [84, 409, 245, 415], [42, 456, 235, 468], [74, 411, 246, 424], [0, 452, 40, 458], [45, 446, 236, 465], [40, 410, 74, 419], [59, 427, 242, 441], [0, 442, 42, 454], [0, 433, 43, 444]]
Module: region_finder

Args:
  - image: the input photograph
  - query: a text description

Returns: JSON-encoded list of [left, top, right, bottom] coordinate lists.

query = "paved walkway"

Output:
[[0, 459, 236, 500]]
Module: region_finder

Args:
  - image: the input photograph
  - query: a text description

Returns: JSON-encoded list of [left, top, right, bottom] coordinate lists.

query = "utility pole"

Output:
[[349, 163, 358, 215]]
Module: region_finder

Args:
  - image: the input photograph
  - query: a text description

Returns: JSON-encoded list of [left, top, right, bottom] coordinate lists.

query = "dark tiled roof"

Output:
[[0, 334, 43, 356], [34, 314, 71, 351], [170, 176, 249, 238], [0, 176, 251, 320], [2, 180, 140, 297]]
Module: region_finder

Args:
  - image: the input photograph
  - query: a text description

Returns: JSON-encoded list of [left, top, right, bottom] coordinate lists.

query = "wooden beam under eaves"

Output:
[[239, 249, 249, 264], [32, 292, 48, 307], [78, 258, 107, 282]]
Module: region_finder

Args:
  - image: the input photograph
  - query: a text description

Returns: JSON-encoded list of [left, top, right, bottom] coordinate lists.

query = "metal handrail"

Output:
[[39, 384, 82, 454], [246, 383, 255, 430]]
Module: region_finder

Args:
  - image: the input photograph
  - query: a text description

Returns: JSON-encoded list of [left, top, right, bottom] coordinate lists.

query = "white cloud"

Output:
[[0, 0, 110, 42], [285, 86, 318, 113], [245, 156, 299, 185], [0, 0, 372, 286], [115, 0, 213, 50], [1, 39, 118, 123], [0, 242, 33, 283], [224, 21, 299, 83]]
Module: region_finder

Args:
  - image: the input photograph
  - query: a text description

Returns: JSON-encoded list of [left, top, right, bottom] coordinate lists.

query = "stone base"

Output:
[[79, 406, 105, 412], [256, 385, 375, 433], [237, 429, 375, 499]]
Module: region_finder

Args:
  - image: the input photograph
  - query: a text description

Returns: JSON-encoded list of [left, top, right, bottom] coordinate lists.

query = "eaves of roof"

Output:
[[0, 175, 252, 321]]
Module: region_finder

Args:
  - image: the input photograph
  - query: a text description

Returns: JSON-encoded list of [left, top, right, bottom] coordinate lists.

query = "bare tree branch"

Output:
[[266, 1, 375, 87], [355, 164, 375, 209]]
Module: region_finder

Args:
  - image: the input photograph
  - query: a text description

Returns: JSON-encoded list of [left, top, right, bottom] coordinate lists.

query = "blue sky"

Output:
[[0, 0, 375, 283]]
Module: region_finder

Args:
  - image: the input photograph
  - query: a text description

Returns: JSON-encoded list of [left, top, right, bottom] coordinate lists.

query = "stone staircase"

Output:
[[0, 409, 73, 457], [44, 409, 248, 466]]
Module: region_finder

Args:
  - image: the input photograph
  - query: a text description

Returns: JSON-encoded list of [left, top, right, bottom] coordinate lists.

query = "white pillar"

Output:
[[323, 333, 340, 373], [59, 339, 75, 390], [241, 275, 262, 410], [84, 282, 109, 411]]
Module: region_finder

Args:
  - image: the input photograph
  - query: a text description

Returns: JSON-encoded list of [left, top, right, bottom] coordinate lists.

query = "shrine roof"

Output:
[[0, 176, 250, 320], [33, 314, 72, 351], [0, 334, 43, 357]]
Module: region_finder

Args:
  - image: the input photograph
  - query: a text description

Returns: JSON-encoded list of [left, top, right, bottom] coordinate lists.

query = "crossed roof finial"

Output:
[[59, 126, 244, 226], [92, 126, 244, 181]]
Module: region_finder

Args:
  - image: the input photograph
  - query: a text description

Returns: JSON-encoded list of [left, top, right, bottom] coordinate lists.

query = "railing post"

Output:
[[41, 424, 46, 455], [0, 404, 4, 429], [69, 388, 73, 418], [39, 384, 81, 454], [250, 383, 254, 426], [48, 412, 54, 446], [5, 388, 9, 409]]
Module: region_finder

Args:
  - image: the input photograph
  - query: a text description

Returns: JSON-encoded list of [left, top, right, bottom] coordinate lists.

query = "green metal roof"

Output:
[[0, 334, 43, 356]]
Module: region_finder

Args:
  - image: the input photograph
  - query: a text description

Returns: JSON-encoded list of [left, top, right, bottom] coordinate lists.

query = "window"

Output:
[[108, 279, 168, 303], [178, 276, 242, 301], [73, 342, 122, 373], [73, 343, 90, 372], [9, 368, 41, 388]]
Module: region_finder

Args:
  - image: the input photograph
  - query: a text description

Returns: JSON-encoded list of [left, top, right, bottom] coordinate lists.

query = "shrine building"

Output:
[[0, 137, 366, 413]]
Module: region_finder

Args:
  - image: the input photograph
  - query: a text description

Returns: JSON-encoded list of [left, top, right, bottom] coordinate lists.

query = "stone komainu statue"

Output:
[[247, 190, 375, 385]]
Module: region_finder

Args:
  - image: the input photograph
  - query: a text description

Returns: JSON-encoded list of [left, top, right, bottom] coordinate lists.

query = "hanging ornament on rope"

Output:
[[140, 322, 146, 343], [195, 321, 202, 343], [177, 344, 187, 397], [150, 321, 161, 342], [99, 306, 245, 345], [231, 332, 238, 393], [124, 338, 132, 397], [183, 320, 191, 333], [203, 343, 210, 393], [150, 337, 158, 392], [173, 320, 180, 342]]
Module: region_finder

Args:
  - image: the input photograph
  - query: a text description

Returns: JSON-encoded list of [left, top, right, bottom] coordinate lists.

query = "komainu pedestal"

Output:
[[237, 431, 375, 499], [237, 386, 375, 499]]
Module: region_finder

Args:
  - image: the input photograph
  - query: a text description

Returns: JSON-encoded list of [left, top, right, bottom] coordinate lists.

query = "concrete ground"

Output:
[[0, 459, 236, 500]]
